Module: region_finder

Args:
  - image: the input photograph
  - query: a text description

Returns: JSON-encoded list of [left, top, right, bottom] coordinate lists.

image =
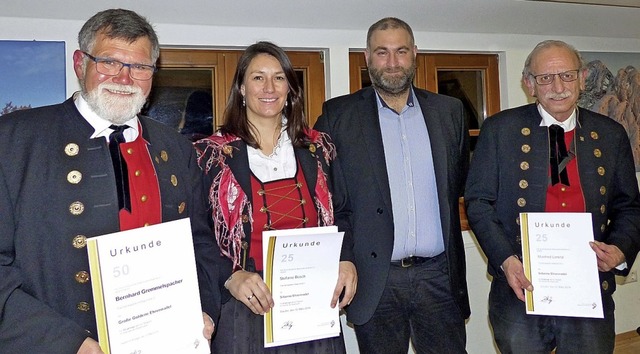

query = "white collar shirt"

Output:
[[247, 118, 296, 182], [537, 103, 577, 132]]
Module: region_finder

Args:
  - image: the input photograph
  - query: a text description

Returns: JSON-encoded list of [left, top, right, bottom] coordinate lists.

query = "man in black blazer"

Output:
[[0, 9, 218, 353], [315, 17, 470, 354], [465, 40, 640, 353]]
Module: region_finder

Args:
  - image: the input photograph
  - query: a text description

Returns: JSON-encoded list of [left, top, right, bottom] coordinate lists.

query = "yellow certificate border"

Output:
[[520, 212, 534, 312], [264, 235, 278, 344], [87, 239, 111, 354]]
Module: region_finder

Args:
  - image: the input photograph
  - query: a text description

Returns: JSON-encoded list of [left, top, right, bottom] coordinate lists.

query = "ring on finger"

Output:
[[247, 294, 254, 301]]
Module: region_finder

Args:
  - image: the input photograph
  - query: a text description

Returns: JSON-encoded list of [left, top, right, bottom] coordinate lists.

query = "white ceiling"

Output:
[[5, 0, 640, 39]]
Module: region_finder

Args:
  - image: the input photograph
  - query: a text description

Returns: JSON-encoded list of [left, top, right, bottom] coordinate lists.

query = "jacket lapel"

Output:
[[356, 87, 393, 212], [295, 146, 318, 198], [414, 89, 453, 237], [225, 140, 253, 203], [415, 90, 448, 194]]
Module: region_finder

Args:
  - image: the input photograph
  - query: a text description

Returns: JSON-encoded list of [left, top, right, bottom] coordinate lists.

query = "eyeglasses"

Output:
[[82, 51, 156, 81], [531, 70, 580, 85]]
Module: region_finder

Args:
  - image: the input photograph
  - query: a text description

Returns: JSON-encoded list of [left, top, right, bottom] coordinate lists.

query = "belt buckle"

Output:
[[401, 257, 413, 268]]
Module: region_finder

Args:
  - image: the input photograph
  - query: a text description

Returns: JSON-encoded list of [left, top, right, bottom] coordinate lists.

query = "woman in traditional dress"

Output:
[[194, 41, 356, 353]]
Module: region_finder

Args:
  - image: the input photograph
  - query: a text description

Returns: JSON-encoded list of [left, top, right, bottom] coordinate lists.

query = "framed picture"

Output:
[[0, 40, 66, 116]]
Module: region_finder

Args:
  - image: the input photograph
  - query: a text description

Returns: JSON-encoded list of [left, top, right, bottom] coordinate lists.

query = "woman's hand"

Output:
[[226, 270, 274, 315]]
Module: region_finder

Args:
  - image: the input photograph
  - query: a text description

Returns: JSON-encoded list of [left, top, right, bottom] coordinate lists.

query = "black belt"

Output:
[[391, 256, 432, 268]]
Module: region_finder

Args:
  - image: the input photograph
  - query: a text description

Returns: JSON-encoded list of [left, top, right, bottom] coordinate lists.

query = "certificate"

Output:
[[262, 226, 344, 347], [87, 218, 209, 354], [520, 212, 603, 318]]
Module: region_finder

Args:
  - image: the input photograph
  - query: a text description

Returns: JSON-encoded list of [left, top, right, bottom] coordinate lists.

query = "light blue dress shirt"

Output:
[[376, 89, 445, 260]]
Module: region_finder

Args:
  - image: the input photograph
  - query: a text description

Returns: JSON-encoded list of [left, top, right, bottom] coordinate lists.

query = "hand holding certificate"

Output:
[[262, 226, 344, 348], [520, 212, 603, 318], [87, 218, 209, 354]]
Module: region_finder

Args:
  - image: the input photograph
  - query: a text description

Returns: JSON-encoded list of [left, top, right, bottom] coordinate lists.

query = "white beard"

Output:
[[82, 82, 147, 125]]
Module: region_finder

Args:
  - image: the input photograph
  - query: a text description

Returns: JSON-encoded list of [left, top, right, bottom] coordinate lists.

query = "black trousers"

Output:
[[354, 253, 466, 354], [489, 278, 615, 354]]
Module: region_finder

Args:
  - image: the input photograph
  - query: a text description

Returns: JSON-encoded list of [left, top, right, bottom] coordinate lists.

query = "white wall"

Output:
[[2, 16, 639, 354]]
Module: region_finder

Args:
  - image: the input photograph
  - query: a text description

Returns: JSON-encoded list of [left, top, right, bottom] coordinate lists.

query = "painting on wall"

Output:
[[0, 40, 66, 116], [579, 52, 640, 172]]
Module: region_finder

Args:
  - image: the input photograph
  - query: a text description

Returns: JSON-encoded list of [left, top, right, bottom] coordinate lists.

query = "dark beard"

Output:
[[367, 63, 416, 96]]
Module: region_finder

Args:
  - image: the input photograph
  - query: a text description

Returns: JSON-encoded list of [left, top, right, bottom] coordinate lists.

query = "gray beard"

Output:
[[82, 82, 147, 125]]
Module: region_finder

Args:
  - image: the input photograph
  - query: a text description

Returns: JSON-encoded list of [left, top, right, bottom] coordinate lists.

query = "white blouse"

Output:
[[247, 125, 296, 182]]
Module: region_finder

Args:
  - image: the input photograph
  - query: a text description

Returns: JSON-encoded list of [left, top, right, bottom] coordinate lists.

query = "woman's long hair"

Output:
[[220, 41, 309, 148]]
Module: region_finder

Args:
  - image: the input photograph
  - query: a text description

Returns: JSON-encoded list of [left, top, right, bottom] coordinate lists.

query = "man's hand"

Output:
[[77, 338, 104, 354], [590, 241, 625, 272], [202, 312, 215, 345], [331, 261, 357, 309], [502, 255, 533, 302], [226, 270, 274, 315]]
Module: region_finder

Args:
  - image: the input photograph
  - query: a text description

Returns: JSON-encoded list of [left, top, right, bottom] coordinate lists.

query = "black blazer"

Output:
[[0, 98, 218, 353], [465, 104, 640, 294], [315, 86, 471, 325]]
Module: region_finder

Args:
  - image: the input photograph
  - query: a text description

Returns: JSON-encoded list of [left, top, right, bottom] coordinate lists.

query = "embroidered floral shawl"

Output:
[[195, 129, 336, 270]]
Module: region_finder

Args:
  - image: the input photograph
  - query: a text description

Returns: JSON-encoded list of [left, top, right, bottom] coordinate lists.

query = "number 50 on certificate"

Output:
[[87, 218, 209, 354]]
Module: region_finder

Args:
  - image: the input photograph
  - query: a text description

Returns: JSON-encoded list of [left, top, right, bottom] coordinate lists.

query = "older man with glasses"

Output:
[[0, 9, 218, 354], [465, 40, 640, 353]]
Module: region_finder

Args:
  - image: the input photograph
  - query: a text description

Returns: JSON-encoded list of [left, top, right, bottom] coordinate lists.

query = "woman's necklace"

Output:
[[257, 121, 282, 157], [268, 123, 283, 157]]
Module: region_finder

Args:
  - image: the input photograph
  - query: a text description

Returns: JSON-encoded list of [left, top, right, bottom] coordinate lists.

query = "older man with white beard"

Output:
[[0, 9, 219, 354]]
